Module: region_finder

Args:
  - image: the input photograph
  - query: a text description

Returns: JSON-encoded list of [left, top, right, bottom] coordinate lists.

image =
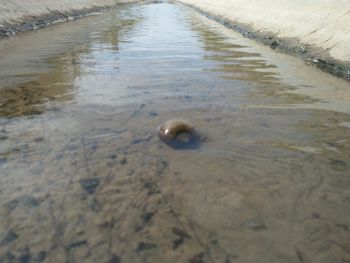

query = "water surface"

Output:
[[0, 3, 350, 263]]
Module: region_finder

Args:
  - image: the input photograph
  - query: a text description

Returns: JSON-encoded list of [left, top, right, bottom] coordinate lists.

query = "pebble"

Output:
[[1, 231, 19, 246], [136, 242, 157, 252], [22, 196, 40, 208], [108, 254, 121, 263], [34, 251, 47, 262], [79, 178, 100, 194], [5, 199, 18, 213], [141, 212, 154, 223], [173, 238, 183, 249], [243, 216, 266, 230], [189, 252, 205, 263], [149, 111, 158, 116], [66, 240, 88, 250], [0, 252, 15, 262], [18, 247, 31, 263], [172, 227, 191, 239], [89, 198, 102, 212], [330, 159, 347, 170], [34, 137, 44, 143]]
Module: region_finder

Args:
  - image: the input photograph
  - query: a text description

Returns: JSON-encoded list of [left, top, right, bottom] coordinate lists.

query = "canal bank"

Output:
[[0, 0, 141, 37], [176, 0, 350, 80]]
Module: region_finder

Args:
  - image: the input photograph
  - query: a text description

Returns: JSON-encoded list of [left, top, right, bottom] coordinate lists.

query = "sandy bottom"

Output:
[[0, 3, 349, 263]]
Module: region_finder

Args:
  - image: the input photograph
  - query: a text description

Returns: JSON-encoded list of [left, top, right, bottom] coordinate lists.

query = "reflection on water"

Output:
[[0, 2, 350, 263], [0, 7, 141, 117], [195, 25, 279, 83]]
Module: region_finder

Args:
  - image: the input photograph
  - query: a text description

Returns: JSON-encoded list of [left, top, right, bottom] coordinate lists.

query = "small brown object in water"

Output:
[[158, 119, 200, 149], [158, 119, 194, 141]]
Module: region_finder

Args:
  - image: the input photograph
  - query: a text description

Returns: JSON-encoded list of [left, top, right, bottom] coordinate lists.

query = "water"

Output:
[[0, 3, 350, 262]]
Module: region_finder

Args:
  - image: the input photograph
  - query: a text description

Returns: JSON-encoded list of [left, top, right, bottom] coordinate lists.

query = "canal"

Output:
[[0, 2, 349, 262]]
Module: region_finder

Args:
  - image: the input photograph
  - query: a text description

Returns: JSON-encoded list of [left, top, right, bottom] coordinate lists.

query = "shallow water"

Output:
[[0, 2, 350, 263]]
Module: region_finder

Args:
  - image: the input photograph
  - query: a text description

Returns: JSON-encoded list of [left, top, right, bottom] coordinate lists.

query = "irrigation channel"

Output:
[[0, 2, 349, 263]]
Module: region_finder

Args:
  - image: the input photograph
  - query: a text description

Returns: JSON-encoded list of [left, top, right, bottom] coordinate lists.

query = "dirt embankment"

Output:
[[177, 0, 350, 80], [0, 0, 140, 37]]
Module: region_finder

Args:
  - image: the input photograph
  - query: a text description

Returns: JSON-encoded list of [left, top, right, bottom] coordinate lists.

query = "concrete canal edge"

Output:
[[0, 0, 142, 38], [176, 0, 350, 81], [0, 0, 349, 81]]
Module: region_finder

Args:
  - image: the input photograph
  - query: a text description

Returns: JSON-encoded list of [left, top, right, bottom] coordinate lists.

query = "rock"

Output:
[[1, 231, 19, 246], [18, 247, 31, 263], [135, 242, 157, 252], [330, 159, 347, 170], [89, 198, 102, 212], [22, 196, 40, 208], [5, 200, 19, 213], [173, 237, 183, 249], [79, 178, 100, 194], [225, 256, 234, 263], [33, 251, 46, 262], [143, 182, 153, 189], [172, 227, 191, 250], [149, 111, 158, 117], [243, 216, 266, 230], [141, 212, 154, 223], [270, 40, 279, 49], [335, 223, 348, 231], [189, 252, 205, 263], [119, 157, 127, 165], [0, 252, 16, 263], [172, 227, 191, 239], [108, 254, 121, 263], [34, 137, 44, 143], [312, 212, 321, 219], [66, 240, 88, 249], [295, 248, 304, 263]]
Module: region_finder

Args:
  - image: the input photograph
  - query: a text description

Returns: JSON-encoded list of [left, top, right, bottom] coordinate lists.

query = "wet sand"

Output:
[[0, 3, 350, 263]]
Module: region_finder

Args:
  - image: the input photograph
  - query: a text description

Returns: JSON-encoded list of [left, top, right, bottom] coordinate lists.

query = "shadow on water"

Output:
[[159, 131, 202, 150]]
